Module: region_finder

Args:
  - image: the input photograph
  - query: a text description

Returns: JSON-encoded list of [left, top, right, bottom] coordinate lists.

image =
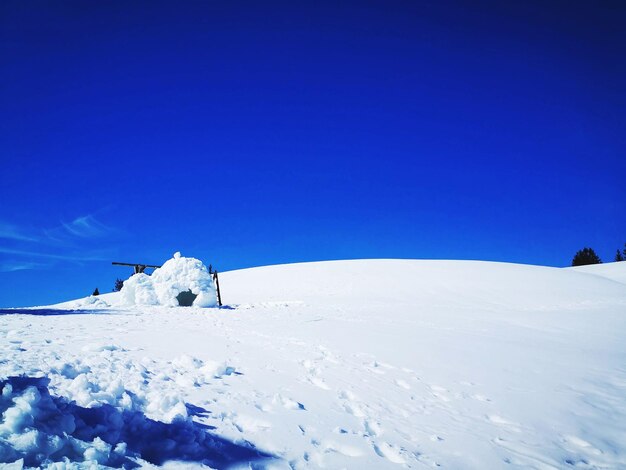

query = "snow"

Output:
[[570, 261, 626, 285], [1, 259, 626, 469], [120, 252, 217, 308]]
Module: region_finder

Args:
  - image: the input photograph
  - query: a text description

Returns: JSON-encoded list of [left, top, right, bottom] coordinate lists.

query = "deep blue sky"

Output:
[[1, 1, 625, 307]]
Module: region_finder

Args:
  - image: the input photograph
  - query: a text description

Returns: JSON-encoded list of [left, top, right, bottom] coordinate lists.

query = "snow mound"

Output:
[[0, 376, 272, 468], [120, 252, 217, 308]]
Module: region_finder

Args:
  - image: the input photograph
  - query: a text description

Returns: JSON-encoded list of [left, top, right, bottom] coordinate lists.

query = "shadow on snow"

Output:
[[0, 376, 275, 468], [0, 306, 234, 315], [0, 309, 112, 316]]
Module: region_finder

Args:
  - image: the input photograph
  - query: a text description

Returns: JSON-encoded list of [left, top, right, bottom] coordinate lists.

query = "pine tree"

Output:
[[114, 278, 124, 292], [572, 247, 602, 266], [615, 249, 625, 262], [92, 288, 100, 296]]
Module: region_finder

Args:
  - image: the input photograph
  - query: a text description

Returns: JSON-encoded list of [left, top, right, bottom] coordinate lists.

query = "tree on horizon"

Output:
[[572, 247, 602, 266], [114, 279, 124, 292]]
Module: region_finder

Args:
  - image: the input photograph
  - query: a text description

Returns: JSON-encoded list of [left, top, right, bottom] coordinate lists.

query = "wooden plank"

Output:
[[112, 262, 162, 268]]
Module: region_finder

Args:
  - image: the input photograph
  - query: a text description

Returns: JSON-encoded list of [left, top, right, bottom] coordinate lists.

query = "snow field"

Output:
[[1, 259, 626, 468], [0, 311, 247, 467]]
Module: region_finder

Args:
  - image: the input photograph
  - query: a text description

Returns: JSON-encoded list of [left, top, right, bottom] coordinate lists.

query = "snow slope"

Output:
[[1, 259, 626, 469], [570, 261, 626, 285]]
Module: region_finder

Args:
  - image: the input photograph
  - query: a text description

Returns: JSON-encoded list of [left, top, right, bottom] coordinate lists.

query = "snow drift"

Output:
[[120, 252, 217, 308], [0, 376, 272, 468]]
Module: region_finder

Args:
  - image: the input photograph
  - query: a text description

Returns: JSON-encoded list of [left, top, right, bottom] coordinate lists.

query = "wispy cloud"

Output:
[[0, 213, 120, 272], [0, 223, 39, 242], [0, 261, 48, 272], [0, 247, 111, 262], [44, 214, 116, 242], [65, 214, 114, 237]]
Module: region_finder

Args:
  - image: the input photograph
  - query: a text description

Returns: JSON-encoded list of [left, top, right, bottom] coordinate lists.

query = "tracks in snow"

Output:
[[2, 298, 626, 469]]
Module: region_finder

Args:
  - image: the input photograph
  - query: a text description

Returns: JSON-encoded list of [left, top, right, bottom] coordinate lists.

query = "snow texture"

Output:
[[1, 259, 626, 469], [120, 252, 217, 308], [0, 376, 272, 468]]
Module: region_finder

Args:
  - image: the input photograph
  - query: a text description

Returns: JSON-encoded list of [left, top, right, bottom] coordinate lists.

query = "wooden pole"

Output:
[[112, 262, 162, 269], [213, 271, 223, 307], [112, 262, 161, 275]]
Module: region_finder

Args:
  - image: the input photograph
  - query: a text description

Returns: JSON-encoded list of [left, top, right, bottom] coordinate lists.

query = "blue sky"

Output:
[[1, 1, 625, 307]]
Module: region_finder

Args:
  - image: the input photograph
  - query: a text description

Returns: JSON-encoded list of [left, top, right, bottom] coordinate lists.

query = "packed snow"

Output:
[[120, 252, 217, 308], [1, 259, 625, 469]]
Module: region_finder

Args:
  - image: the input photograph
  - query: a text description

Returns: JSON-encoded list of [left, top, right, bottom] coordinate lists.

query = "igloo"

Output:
[[120, 252, 218, 307]]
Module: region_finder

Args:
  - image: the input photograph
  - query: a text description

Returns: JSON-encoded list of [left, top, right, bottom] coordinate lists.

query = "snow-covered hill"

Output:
[[570, 260, 626, 285], [1, 260, 626, 469]]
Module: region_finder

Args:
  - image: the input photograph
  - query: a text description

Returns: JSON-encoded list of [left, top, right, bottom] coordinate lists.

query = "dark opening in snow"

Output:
[[176, 289, 197, 306]]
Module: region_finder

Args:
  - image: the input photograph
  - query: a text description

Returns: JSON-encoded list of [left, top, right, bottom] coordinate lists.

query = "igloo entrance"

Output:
[[176, 289, 197, 307]]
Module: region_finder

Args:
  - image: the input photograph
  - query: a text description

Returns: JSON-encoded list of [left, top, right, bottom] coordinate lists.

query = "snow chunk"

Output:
[[0, 376, 272, 468], [120, 253, 217, 308], [120, 273, 158, 306]]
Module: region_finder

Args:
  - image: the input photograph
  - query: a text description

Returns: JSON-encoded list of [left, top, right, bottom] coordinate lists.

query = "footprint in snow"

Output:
[[338, 390, 367, 418], [486, 414, 522, 432], [343, 401, 366, 418], [395, 379, 411, 390], [274, 394, 306, 411], [308, 376, 330, 390], [317, 347, 340, 364], [471, 393, 491, 402], [367, 362, 386, 375], [254, 402, 272, 413], [364, 420, 383, 437], [428, 384, 452, 402], [323, 441, 364, 457], [563, 435, 603, 456], [229, 414, 272, 434], [373, 442, 406, 464], [302, 359, 331, 390]]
